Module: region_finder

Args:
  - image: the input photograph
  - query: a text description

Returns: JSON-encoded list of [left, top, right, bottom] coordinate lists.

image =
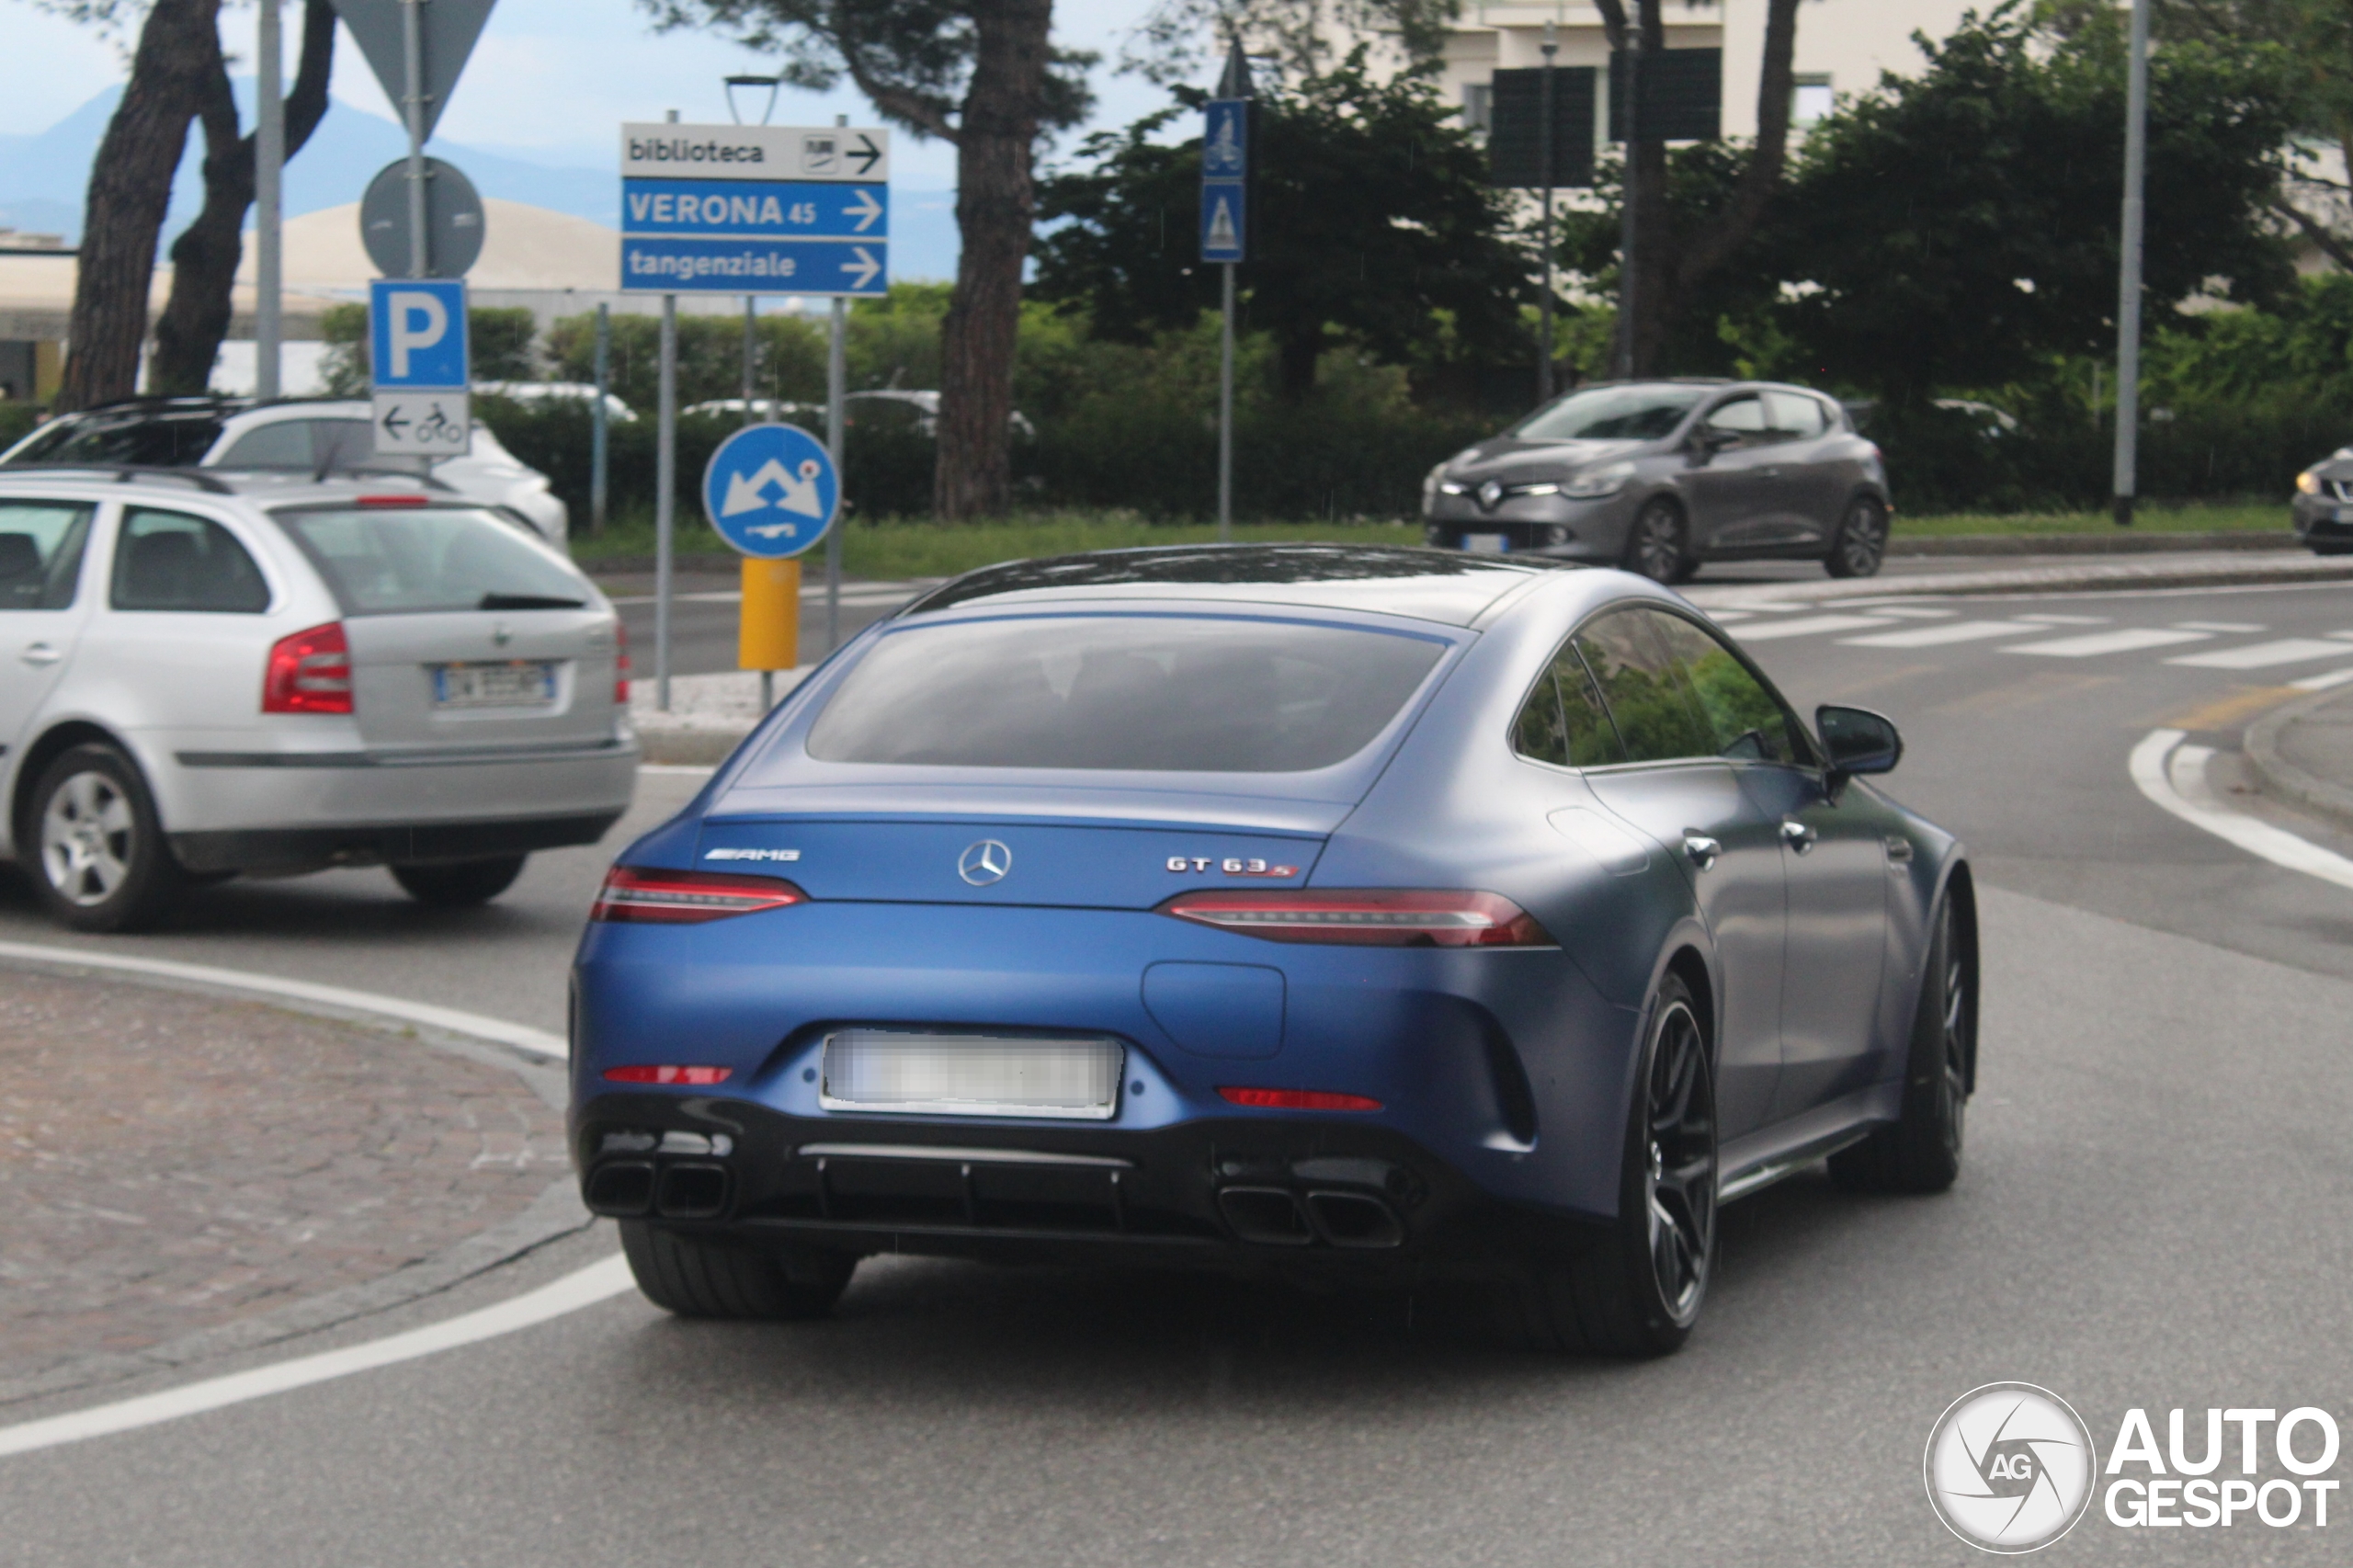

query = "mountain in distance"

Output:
[[0, 83, 958, 281]]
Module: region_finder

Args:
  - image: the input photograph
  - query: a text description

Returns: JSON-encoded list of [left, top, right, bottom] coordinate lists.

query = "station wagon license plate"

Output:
[[820, 1031, 1123, 1120], [432, 661, 556, 709]]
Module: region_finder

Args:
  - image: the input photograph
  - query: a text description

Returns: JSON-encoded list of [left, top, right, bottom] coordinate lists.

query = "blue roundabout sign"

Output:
[[701, 422, 839, 559]]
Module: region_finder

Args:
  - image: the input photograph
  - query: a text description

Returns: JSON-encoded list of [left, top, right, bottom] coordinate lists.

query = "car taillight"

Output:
[[589, 866, 806, 924], [1160, 889, 1552, 947], [262, 621, 353, 714], [357, 494, 430, 507], [613, 621, 631, 705], [602, 1064, 732, 1085], [1218, 1086, 1382, 1112]]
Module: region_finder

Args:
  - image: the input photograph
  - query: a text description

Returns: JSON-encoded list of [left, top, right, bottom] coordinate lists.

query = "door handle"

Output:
[[1779, 818, 1817, 854], [1682, 834, 1722, 870], [19, 642, 63, 667]]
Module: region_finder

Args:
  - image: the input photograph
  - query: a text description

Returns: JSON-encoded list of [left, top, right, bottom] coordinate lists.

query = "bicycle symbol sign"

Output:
[[371, 392, 473, 458]]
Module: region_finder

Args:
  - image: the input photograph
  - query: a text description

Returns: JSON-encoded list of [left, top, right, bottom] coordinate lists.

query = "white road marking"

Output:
[[2166, 638, 2353, 669], [1863, 607, 1958, 619], [2129, 730, 2353, 892], [2004, 628, 2211, 658], [2014, 613, 2110, 625], [1731, 613, 1894, 642], [1705, 610, 1755, 623], [0, 942, 567, 1061], [2327, 631, 2353, 642], [640, 763, 720, 778], [2172, 620, 2267, 633], [1838, 619, 2042, 648], [2291, 665, 2353, 691], [0, 1256, 634, 1459]]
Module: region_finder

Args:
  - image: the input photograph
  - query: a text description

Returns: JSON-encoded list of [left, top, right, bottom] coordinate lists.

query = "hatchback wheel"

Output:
[[1621, 499, 1692, 584], [1824, 495, 1891, 578], [28, 744, 182, 933], [1512, 973, 1717, 1356], [392, 855, 528, 907]]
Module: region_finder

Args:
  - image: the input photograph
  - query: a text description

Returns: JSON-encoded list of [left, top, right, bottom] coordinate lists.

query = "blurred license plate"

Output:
[[433, 661, 555, 708], [1461, 532, 1509, 554], [821, 1031, 1123, 1120]]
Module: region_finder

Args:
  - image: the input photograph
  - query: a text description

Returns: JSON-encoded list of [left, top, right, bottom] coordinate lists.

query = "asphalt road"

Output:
[[2, 576, 2349, 1563]]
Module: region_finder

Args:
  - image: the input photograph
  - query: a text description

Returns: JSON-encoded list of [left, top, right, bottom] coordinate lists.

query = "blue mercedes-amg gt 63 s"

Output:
[[572, 545, 1976, 1356]]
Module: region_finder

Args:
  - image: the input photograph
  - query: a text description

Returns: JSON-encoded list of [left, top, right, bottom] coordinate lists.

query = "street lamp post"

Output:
[[1538, 20, 1558, 406], [2111, 0, 2151, 527]]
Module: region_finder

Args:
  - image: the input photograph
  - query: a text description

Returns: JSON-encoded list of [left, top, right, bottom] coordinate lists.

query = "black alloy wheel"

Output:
[[1824, 494, 1891, 578], [1513, 972, 1718, 1356], [1831, 891, 1972, 1193], [1622, 498, 1691, 584], [392, 855, 529, 907], [27, 743, 184, 933]]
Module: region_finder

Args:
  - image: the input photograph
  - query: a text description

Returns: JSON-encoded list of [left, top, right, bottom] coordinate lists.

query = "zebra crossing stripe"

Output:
[[2167, 638, 2353, 669], [2006, 628, 2211, 658]]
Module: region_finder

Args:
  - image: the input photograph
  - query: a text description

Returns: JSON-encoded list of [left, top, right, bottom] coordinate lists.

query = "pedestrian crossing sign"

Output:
[[1200, 186, 1245, 263]]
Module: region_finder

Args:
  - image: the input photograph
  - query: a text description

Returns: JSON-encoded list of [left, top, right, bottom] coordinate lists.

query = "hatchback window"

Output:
[[1764, 392, 1828, 440], [1574, 609, 1714, 764], [0, 499, 96, 609], [1646, 612, 1808, 765], [1701, 395, 1770, 442], [13, 412, 228, 468], [807, 615, 1449, 772], [274, 506, 588, 616], [111, 507, 270, 612], [1511, 384, 1707, 442]]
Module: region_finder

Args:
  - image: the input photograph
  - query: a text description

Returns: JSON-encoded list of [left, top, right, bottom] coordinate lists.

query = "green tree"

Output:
[[637, 0, 1095, 519], [1033, 49, 1529, 400], [1757, 4, 2296, 405]]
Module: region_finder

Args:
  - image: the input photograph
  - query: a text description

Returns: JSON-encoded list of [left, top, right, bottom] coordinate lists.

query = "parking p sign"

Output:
[[369, 278, 471, 457]]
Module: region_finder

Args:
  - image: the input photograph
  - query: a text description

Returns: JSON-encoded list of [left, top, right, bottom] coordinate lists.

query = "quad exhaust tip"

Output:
[[584, 1159, 732, 1220], [1218, 1186, 1403, 1249]]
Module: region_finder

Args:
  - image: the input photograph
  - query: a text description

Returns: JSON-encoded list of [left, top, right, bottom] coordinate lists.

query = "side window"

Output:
[[0, 499, 97, 610], [1647, 612, 1808, 766], [1763, 391, 1826, 440], [111, 507, 270, 613], [1574, 609, 1714, 763], [1701, 394, 1768, 444], [211, 420, 314, 470], [1510, 645, 1625, 768]]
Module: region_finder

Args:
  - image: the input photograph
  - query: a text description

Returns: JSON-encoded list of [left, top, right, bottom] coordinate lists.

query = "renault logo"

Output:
[[958, 839, 1012, 886], [1476, 479, 1504, 510]]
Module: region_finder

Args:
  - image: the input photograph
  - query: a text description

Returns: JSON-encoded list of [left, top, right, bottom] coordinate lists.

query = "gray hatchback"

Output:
[[1423, 380, 1893, 582]]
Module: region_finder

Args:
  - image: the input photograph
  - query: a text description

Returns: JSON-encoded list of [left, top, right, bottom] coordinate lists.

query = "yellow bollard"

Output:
[[738, 557, 800, 701]]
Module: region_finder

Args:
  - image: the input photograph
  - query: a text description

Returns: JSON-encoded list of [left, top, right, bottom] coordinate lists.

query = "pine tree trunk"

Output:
[[151, 0, 337, 397], [934, 0, 1052, 519], [56, 0, 224, 413]]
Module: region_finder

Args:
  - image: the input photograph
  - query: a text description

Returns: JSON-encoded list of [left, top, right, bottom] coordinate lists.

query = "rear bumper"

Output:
[[570, 1095, 1595, 1280], [173, 809, 624, 872]]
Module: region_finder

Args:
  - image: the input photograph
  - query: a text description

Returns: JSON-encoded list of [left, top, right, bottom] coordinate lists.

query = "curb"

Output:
[[0, 949, 596, 1410], [1885, 530, 2298, 557], [2243, 686, 2353, 835], [635, 724, 754, 766], [1684, 551, 2353, 609]]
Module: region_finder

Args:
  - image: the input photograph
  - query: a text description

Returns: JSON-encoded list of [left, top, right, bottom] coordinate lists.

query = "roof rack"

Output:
[[74, 394, 251, 415], [1, 463, 237, 494]]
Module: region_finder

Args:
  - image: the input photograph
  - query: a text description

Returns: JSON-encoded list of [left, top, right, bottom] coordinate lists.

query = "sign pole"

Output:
[[401, 0, 429, 280], [742, 295, 757, 426], [1614, 40, 1641, 379], [656, 290, 676, 713], [590, 301, 609, 534], [2112, 0, 2150, 528], [1538, 20, 1556, 406], [1219, 264, 1233, 541], [256, 0, 283, 400], [826, 294, 847, 649]]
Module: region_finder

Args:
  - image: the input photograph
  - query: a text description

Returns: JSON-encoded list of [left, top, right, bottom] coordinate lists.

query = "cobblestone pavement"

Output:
[[0, 970, 568, 1390]]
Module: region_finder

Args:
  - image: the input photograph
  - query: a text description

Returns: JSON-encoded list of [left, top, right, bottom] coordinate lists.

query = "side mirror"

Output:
[[1687, 426, 1741, 461], [1816, 704, 1903, 778]]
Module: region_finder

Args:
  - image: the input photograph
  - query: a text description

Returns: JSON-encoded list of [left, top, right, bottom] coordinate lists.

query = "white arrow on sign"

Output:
[[722, 458, 824, 519], [843, 246, 882, 290], [846, 188, 883, 233]]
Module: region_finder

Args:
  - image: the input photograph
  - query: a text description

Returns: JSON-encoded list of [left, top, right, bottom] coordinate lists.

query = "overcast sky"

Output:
[[2, 0, 1175, 186]]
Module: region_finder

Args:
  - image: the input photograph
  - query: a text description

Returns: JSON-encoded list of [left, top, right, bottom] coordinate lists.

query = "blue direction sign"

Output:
[[622, 178, 887, 238], [701, 423, 839, 558], [1199, 98, 1247, 264], [368, 278, 468, 388], [622, 237, 886, 295]]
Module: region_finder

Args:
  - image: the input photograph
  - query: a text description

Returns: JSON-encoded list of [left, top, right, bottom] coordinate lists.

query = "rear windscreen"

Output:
[[806, 615, 1449, 772], [273, 506, 589, 616]]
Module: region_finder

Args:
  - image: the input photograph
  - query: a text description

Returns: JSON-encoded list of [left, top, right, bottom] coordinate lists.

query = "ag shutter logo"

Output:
[[1924, 1383, 2097, 1553]]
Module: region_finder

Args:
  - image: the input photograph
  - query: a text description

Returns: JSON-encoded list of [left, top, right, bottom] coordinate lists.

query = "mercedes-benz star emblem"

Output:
[[958, 839, 1013, 886], [1476, 479, 1504, 510], [492, 621, 512, 647]]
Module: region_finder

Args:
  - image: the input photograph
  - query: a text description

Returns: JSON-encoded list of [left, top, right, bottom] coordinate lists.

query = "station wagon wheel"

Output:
[[28, 743, 184, 933], [1622, 498, 1691, 584], [1824, 495, 1890, 578]]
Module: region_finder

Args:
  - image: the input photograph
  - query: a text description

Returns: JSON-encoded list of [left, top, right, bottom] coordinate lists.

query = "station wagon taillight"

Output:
[[1160, 889, 1553, 948], [589, 866, 807, 923], [262, 621, 353, 714], [614, 621, 631, 705]]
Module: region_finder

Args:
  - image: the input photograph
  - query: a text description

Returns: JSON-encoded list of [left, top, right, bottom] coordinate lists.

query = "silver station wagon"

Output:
[[0, 467, 636, 931]]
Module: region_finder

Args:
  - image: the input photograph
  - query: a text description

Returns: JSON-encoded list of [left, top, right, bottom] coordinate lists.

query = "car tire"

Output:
[[1622, 498, 1691, 584], [391, 855, 528, 907], [1823, 495, 1891, 578], [1829, 887, 1973, 1194], [1509, 972, 1717, 1357], [2311, 541, 2353, 557], [619, 1220, 858, 1320], [27, 743, 183, 933]]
